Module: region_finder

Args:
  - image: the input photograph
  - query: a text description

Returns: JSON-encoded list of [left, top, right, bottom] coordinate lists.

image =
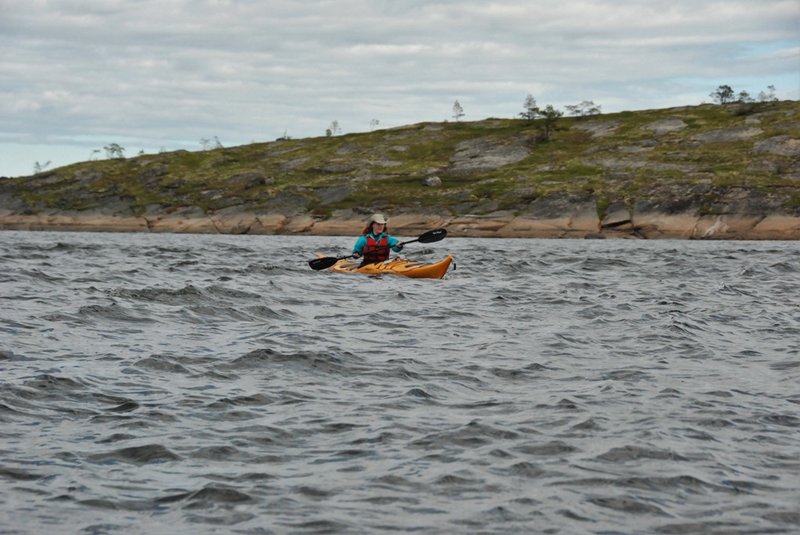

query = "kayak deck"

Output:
[[329, 255, 454, 279]]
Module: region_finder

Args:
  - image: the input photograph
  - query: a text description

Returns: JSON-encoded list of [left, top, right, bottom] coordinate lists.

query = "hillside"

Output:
[[1, 101, 799, 239]]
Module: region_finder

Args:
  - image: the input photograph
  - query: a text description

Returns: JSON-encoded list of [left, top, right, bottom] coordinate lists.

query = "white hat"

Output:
[[369, 213, 387, 224]]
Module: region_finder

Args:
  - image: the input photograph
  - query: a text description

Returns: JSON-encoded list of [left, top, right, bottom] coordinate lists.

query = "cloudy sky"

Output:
[[1, 0, 798, 177]]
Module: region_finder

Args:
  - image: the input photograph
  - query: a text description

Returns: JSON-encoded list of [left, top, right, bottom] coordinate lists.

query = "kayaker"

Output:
[[352, 213, 404, 265]]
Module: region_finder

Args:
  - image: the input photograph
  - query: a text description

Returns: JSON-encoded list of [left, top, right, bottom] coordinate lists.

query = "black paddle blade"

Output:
[[417, 228, 447, 243], [308, 256, 342, 271]]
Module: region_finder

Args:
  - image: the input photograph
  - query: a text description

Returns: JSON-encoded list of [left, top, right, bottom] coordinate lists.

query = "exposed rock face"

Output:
[[226, 171, 272, 188], [691, 127, 764, 143], [449, 136, 530, 172], [573, 121, 621, 138], [316, 186, 355, 205], [520, 191, 595, 219], [753, 136, 800, 157], [4, 210, 797, 240], [422, 176, 442, 187], [644, 118, 688, 135]]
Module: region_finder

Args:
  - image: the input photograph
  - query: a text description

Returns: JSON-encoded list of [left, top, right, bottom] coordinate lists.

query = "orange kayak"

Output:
[[328, 255, 454, 279]]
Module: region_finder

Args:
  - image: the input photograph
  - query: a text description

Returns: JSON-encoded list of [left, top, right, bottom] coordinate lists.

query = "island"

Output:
[[2, 101, 798, 239]]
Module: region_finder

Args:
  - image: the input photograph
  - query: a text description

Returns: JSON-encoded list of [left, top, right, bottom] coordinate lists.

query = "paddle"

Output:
[[397, 227, 447, 246], [308, 228, 447, 271]]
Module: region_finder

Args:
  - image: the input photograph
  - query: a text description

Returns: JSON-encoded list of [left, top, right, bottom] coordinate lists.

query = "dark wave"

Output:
[[87, 444, 181, 465]]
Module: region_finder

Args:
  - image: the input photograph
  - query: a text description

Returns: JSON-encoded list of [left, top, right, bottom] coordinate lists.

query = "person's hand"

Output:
[[396, 244, 404, 252], [352, 252, 361, 258]]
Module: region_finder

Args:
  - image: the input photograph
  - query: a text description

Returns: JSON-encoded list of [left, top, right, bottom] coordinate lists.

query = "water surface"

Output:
[[2, 231, 799, 534]]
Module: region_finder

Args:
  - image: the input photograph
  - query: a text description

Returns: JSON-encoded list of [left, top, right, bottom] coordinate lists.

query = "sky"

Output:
[[1, 0, 798, 178]]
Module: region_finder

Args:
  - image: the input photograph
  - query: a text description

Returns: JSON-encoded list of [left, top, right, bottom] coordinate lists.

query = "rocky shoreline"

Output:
[[2, 210, 798, 239]]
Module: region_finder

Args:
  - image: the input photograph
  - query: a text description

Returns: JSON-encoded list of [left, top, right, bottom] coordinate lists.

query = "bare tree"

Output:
[[201, 137, 224, 150], [758, 85, 778, 102], [370, 118, 380, 131], [103, 143, 126, 159], [452, 100, 464, 121], [327, 120, 341, 136], [33, 160, 51, 174], [565, 100, 602, 118], [519, 94, 539, 120]]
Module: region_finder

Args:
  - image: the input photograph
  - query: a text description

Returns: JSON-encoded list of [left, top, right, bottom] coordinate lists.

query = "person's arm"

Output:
[[388, 235, 404, 253], [352, 236, 366, 257]]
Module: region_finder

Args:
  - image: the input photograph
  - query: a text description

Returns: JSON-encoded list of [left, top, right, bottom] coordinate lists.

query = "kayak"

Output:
[[327, 255, 454, 279], [329, 255, 454, 279]]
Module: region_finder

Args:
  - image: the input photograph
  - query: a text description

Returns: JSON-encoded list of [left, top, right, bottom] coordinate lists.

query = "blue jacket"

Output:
[[353, 232, 402, 256]]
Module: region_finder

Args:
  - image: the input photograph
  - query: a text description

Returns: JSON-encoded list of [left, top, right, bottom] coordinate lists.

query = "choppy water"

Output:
[[1, 230, 799, 534]]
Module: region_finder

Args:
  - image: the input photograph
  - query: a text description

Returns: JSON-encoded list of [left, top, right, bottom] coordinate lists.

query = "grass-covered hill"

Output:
[[1, 100, 799, 237]]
